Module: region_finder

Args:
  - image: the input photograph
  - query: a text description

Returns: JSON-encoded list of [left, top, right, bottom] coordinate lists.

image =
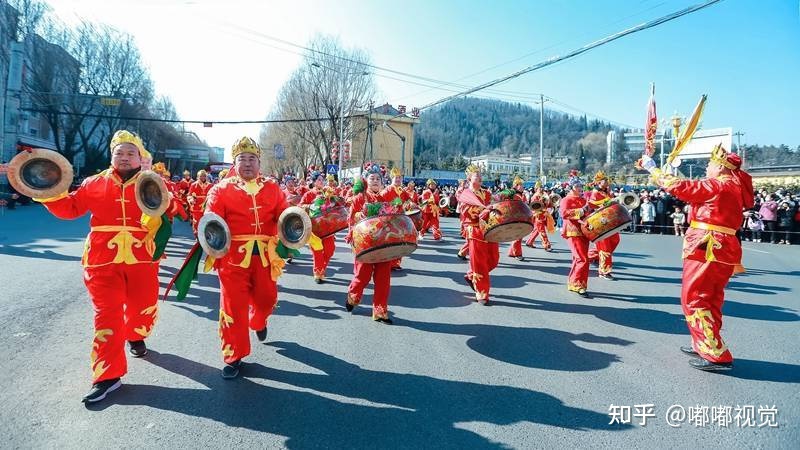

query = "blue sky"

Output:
[[49, 0, 800, 148]]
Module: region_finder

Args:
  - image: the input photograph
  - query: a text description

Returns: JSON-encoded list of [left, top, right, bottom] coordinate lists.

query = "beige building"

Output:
[[349, 104, 420, 176]]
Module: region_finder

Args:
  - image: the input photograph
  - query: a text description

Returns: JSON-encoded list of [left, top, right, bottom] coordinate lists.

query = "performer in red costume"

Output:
[[456, 179, 470, 261], [460, 165, 499, 304], [187, 169, 212, 235], [301, 171, 337, 283], [560, 171, 591, 298], [525, 181, 554, 252], [204, 137, 290, 378], [35, 130, 161, 403], [381, 167, 411, 270], [405, 180, 419, 204], [177, 170, 192, 211], [506, 176, 526, 260], [644, 145, 753, 371], [420, 179, 443, 240], [586, 171, 619, 280], [326, 174, 341, 196], [345, 164, 395, 323]]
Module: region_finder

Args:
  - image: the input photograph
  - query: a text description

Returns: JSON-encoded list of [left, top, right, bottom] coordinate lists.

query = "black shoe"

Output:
[[599, 273, 615, 280], [680, 346, 698, 356], [82, 378, 121, 403], [256, 327, 268, 342], [314, 277, 324, 284], [688, 357, 732, 371], [345, 297, 355, 312], [457, 253, 467, 260], [222, 360, 242, 379], [464, 275, 475, 292], [286, 257, 293, 264], [128, 340, 147, 358], [479, 298, 489, 306], [375, 317, 393, 325], [516, 256, 525, 262], [576, 289, 591, 298], [391, 266, 402, 271]]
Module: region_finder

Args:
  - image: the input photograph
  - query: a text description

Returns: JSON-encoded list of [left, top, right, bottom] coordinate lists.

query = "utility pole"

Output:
[[733, 131, 745, 166], [530, 94, 548, 182]]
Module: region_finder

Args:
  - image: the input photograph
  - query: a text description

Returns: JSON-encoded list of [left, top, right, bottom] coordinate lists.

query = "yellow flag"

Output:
[[667, 94, 707, 165]]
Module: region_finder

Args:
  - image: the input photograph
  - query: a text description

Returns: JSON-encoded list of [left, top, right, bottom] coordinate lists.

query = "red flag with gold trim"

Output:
[[644, 83, 657, 157]]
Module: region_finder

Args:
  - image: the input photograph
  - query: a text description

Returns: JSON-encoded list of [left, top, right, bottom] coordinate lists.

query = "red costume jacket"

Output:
[[421, 189, 441, 214], [188, 180, 213, 214], [39, 169, 156, 267], [205, 176, 289, 270], [381, 185, 410, 204], [660, 174, 745, 266], [559, 191, 588, 238]]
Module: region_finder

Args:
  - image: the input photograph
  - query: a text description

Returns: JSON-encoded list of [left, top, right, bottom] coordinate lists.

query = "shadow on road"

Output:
[[88, 346, 629, 447], [402, 318, 632, 372], [719, 359, 800, 384]]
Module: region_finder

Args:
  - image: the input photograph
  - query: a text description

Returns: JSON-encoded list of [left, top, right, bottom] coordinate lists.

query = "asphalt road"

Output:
[[0, 204, 797, 449]]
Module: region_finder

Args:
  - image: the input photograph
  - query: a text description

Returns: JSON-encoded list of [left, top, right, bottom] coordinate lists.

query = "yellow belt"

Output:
[[229, 234, 284, 280], [690, 221, 736, 236], [89, 225, 150, 264]]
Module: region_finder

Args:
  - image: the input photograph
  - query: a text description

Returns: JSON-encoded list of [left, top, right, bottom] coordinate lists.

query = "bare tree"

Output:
[[261, 35, 376, 175]]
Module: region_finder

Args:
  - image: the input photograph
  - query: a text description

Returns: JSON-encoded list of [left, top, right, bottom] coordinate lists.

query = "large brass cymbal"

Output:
[[7, 148, 74, 198]]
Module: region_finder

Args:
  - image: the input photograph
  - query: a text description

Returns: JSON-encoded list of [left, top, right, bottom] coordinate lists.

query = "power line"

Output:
[[418, 0, 722, 112]]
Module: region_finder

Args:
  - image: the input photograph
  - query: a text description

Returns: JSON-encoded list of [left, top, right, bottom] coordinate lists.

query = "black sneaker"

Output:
[[391, 266, 403, 271], [599, 273, 615, 280], [256, 326, 268, 342], [314, 277, 324, 284], [576, 289, 591, 299], [680, 346, 698, 356], [374, 317, 393, 325], [222, 360, 242, 379], [516, 256, 525, 262], [286, 257, 293, 264], [457, 253, 467, 260], [82, 378, 121, 403], [128, 340, 147, 358], [689, 358, 732, 372]]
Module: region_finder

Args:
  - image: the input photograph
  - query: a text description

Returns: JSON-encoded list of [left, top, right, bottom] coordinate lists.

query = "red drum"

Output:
[[580, 203, 632, 242], [405, 209, 423, 232], [352, 214, 418, 263], [311, 205, 349, 238], [482, 200, 534, 242]]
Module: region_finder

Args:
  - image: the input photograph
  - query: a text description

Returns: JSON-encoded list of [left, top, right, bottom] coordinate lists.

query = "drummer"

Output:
[[345, 164, 396, 323], [301, 171, 337, 283], [326, 173, 341, 196], [456, 179, 469, 261], [560, 170, 591, 297], [460, 165, 499, 304], [420, 179, 443, 240], [586, 171, 619, 280], [525, 181, 555, 252], [506, 175, 526, 261], [381, 167, 412, 270]]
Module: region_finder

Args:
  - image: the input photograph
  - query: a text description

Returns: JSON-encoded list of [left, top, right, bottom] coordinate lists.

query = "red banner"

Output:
[[644, 84, 657, 157]]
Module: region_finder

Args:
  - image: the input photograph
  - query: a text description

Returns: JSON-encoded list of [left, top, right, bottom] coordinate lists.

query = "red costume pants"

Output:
[[681, 259, 734, 363], [466, 235, 499, 301], [85, 262, 159, 383], [588, 233, 619, 275], [348, 260, 392, 319], [312, 235, 336, 279], [218, 262, 278, 364], [525, 221, 551, 249], [191, 210, 203, 235], [508, 239, 522, 257], [420, 212, 442, 240], [566, 236, 590, 292]]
